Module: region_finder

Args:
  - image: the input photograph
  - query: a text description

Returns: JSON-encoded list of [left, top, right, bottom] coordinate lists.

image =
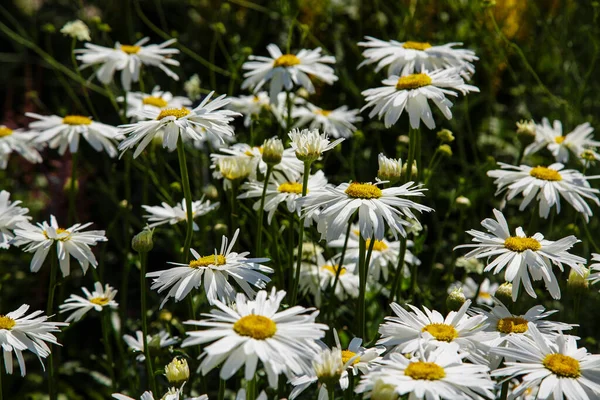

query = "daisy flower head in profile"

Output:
[[113, 389, 207, 400], [487, 162, 600, 222], [454, 209, 587, 300], [361, 68, 479, 129], [0, 124, 42, 169], [288, 128, 344, 163], [59, 282, 118, 322], [76, 37, 179, 91], [378, 300, 492, 364], [0, 304, 68, 376], [142, 197, 219, 231], [492, 324, 600, 400], [26, 113, 122, 157], [334, 329, 384, 377], [0, 190, 31, 249], [241, 44, 337, 104], [227, 91, 272, 127], [299, 255, 359, 306], [358, 36, 478, 77], [447, 277, 498, 306], [123, 330, 179, 362], [118, 86, 192, 119], [182, 288, 328, 387], [147, 228, 272, 307], [118, 91, 240, 158], [299, 179, 432, 242], [11, 215, 107, 276], [377, 153, 403, 183], [292, 102, 363, 139], [525, 118, 600, 163], [355, 343, 495, 400]]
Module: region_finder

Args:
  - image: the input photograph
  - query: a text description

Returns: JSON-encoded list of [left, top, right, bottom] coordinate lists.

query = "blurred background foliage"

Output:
[[1, 0, 600, 398]]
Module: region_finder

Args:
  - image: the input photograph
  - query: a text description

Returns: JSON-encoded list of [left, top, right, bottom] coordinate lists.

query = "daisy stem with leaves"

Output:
[[255, 165, 273, 255], [290, 161, 312, 305], [405, 127, 419, 183], [177, 137, 194, 263], [330, 222, 352, 296], [139, 250, 157, 395], [390, 237, 407, 302], [246, 374, 257, 400], [101, 308, 117, 391], [46, 247, 59, 400], [358, 235, 376, 340], [68, 151, 78, 225]]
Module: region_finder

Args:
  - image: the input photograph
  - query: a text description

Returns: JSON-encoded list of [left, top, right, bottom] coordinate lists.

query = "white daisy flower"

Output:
[[525, 118, 600, 163], [59, 282, 118, 322], [123, 330, 179, 362], [377, 300, 493, 364], [146, 229, 272, 307], [11, 215, 107, 276], [76, 38, 180, 91], [118, 86, 192, 119], [335, 332, 385, 376], [358, 36, 478, 77], [118, 91, 240, 158], [182, 288, 328, 387], [227, 92, 272, 127], [298, 180, 432, 242], [238, 170, 329, 224], [0, 125, 42, 169], [361, 69, 479, 129], [288, 128, 344, 162], [487, 162, 600, 222], [142, 197, 219, 231], [587, 253, 600, 286], [60, 20, 91, 41], [292, 102, 362, 139], [492, 324, 600, 400], [454, 209, 587, 300], [299, 256, 359, 306], [241, 44, 337, 104], [356, 343, 495, 400], [377, 153, 403, 183], [0, 190, 31, 249], [26, 113, 122, 157], [448, 277, 498, 305], [0, 304, 67, 376], [329, 225, 420, 282], [113, 388, 207, 400]]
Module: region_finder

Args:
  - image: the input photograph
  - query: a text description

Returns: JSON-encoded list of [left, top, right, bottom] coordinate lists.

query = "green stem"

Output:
[[328, 384, 335, 400], [68, 151, 78, 226], [46, 247, 59, 400], [357, 235, 367, 339], [391, 237, 408, 303], [218, 378, 225, 400], [286, 90, 293, 132], [330, 222, 352, 295], [256, 166, 273, 255], [246, 374, 256, 400], [230, 181, 239, 236], [101, 310, 117, 391], [177, 137, 194, 263], [499, 380, 509, 400], [405, 128, 418, 182], [290, 161, 311, 305], [0, 347, 4, 400], [140, 252, 157, 395], [70, 37, 99, 120]]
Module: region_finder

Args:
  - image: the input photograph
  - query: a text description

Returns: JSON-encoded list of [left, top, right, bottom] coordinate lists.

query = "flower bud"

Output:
[[437, 144, 452, 157], [436, 129, 455, 143], [218, 157, 252, 182], [516, 120, 536, 146], [63, 177, 79, 193], [455, 196, 471, 208], [202, 184, 219, 201], [401, 161, 418, 178], [131, 229, 154, 253], [165, 357, 189, 385], [446, 288, 466, 311], [567, 267, 589, 294], [371, 379, 398, 400], [495, 282, 513, 304], [377, 153, 402, 183], [159, 309, 173, 322], [262, 137, 284, 166]]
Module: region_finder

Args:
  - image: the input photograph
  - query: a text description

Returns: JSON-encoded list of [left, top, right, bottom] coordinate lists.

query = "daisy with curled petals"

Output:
[[182, 288, 328, 387], [11, 215, 107, 276], [448, 277, 498, 306], [525, 118, 600, 163], [587, 253, 600, 286], [292, 102, 362, 139], [0, 190, 31, 249], [76, 38, 179, 90], [455, 209, 587, 300], [59, 282, 118, 322], [299, 256, 359, 306], [118, 91, 240, 158], [26, 113, 122, 157], [0, 304, 67, 376], [492, 324, 600, 400], [123, 330, 179, 362], [241, 44, 337, 104], [0, 125, 42, 169], [299, 180, 432, 242], [361, 68, 479, 129], [142, 197, 219, 231], [118, 86, 191, 119], [147, 229, 272, 307], [377, 300, 492, 364], [356, 343, 495, 400], [288, 128, 344, 163], [238, 170, 329, 224], [487, 162, 600, 222], [358, 36, 478, 77], [335, 332, 384, 377]]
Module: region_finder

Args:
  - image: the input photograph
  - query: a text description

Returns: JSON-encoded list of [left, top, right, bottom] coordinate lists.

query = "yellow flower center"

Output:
[[120, 45, 141, 54], [0, 127, 13, 137], [43, 228, 70, 239], [341, 350, 360, 365], [345, 182, 382, 199], [0, 315, 16, 330], [543, 354, 581, 378], [422, 323, 458, 342], [504, 236, 541, 252], [157, 108, 191, 120], [273, 54, 301, 67], [529, 166, 562, 181], [322, 264, 346, 276], [402, 41, 432, 51], [189, 254, 226, 268], [479, 291, 492, 300], [63, 115, 92, 125], [89, 297, 110, 306], [404, 361, 446, 380], [496, 317, 529, 334], [278, 182, 303, 194], [366, 239, 388, 251], [395, 73, 432, 90], [555, 136, 566, 144], [315, 109, 332, 116], [233, 315, 277, 340], [244, 146, 263, 156], [143, 96, 169, 108]]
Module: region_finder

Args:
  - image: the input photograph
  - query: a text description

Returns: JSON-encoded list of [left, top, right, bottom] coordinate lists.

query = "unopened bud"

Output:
[[203, 184, 219, 200], [159, 309, 173, 322], [516, 120, 536, 146], [131, 229, 154, 253], [262, 137, 284, 166], [165, 357, 189, 385], [401, 161, 417, 178], [455, 196, 471, 208], [437, 144, 452, 157], [371, 379, 398, 400], [581, 149, 597, 163], [567, 267, 589, 293], [446, 288, 466, 311], [495, 282, 513, 304], [63, 177, 79, 193], [377, 153, 402, 183], [436, 129, 455, 143]]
